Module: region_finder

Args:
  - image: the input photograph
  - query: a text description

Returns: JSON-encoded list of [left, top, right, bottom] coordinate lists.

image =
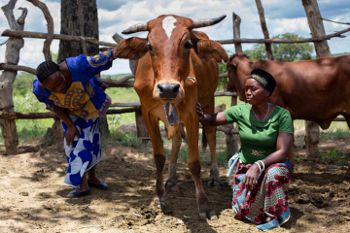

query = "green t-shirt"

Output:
[[224, 103, 293, 164]]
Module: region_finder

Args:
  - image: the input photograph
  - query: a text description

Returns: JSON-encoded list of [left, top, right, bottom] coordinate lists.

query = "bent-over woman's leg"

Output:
[[62, 116, 102, 188]]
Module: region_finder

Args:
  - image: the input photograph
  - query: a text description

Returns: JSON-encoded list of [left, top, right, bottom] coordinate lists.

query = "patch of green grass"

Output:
[[16, 119, 53, 143], [320, 149, 349, 162], [320, 129, 350, 140], [110, 130, 142, 148]]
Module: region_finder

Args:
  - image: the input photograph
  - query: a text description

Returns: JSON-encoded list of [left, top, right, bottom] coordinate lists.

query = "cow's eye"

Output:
[[184, 40, 193, 49]]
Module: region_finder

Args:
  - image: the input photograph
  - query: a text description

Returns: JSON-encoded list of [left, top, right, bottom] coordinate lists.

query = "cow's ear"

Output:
[[196, 40, 228, 62], [228, 58, 237, 69], [114, 37, 148, 60]]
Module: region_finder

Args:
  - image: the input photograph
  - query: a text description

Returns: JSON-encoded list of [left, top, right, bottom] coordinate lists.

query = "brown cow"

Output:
[[115, 15, 228, 218], [227, 53, 350, 130]]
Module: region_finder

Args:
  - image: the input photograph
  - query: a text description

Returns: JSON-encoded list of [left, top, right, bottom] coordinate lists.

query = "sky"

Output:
[[0, 0, 349, 75]]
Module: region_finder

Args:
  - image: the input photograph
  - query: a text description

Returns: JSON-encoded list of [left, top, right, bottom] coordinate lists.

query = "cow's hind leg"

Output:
[[202, 100, 221, 187], [165, 128, 181, 191], [203, 125, 222, 187], [185, 114, 216, 220]]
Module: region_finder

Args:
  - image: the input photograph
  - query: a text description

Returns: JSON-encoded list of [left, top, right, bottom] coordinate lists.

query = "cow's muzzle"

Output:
[[157, 83, 180, 99]]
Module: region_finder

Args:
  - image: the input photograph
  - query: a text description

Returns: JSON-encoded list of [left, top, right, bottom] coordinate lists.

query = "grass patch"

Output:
[[110, 130, 142, 148], [320, 129, 350, 140], [320, 149, 349, 162]]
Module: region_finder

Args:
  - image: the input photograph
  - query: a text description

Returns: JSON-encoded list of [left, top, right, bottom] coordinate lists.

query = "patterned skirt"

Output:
[[62, 116, 102, 188], [227, 154, 292, 230]]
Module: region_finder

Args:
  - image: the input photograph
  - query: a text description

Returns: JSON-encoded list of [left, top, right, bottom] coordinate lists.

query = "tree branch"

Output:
[[26, 0, 54, 60], [17, 7, 27, 26], [2, 0, 19, 29]]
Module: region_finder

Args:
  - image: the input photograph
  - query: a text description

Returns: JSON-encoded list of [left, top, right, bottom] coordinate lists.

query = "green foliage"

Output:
[[245, 33, 314, 61], [217, 61, 228, 91]]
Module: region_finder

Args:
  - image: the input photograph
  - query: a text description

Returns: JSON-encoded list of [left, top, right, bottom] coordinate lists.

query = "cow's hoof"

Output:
[[165, 179, 178, 192], [205, 178, 224, 188], [199, 209, 217, 220], [159, 201, 173, 214]]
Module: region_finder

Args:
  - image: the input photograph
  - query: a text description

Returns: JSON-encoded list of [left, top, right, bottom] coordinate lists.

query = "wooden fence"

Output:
[[0, 0, 349, 155]]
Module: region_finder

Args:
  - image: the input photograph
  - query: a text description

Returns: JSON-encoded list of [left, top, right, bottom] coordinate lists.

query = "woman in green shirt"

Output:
[[196, 68, 293, 230]]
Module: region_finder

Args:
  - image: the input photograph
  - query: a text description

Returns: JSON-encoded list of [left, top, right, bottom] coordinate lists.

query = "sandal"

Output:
[[88, 181, 109, 190], [67, 189, 91, 198]]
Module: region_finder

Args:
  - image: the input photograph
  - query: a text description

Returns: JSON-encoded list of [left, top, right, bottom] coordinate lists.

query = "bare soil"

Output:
[[0, 136, 349, 233]]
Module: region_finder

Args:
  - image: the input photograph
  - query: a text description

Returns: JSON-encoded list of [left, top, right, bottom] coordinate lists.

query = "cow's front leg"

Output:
[[165, 128, 181, 191], [143, 115, 169, 212], [185, 113, 216, 219]]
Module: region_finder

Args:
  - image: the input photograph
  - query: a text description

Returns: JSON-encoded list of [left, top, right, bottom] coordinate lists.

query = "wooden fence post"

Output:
[[302, 0, 331, 158], [0, 0, 27, 154], [255, 0, 274, 60], [225, 12, 242, 158], [232, 12, 243, 54], [135, 109, 149, 143]]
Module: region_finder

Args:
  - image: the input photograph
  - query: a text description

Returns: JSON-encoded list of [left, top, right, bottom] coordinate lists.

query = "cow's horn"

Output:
[[190, 15, 226, 29], [122, 23, 148, 34]]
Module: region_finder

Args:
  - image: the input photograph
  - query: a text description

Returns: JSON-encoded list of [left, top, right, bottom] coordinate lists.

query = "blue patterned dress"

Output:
[[33, 50, 113, 187]]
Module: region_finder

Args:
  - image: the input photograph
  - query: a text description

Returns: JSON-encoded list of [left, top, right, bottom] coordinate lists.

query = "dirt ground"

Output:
[[0, 134, 350, 233]]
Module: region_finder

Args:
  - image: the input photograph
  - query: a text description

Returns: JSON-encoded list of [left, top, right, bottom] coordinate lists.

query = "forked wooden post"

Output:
[[0, 0, 27, 154], [135, 109, 149, 143]]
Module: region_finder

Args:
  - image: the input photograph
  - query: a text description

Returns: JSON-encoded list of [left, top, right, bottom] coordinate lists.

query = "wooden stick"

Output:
[[1, 29, 116, 47], [217, 26, 350, 44], [322, 17, 350, 26], [0, 108, 139, 120], [0, 63, 35, 74], [3, 27, 350, 46]]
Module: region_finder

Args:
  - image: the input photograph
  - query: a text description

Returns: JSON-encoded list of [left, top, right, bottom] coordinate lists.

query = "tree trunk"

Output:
[[58, 0, 99, 60], [302, 0, 331, 158], [0, 0, 27, 154], [57, 0, 110, 143]]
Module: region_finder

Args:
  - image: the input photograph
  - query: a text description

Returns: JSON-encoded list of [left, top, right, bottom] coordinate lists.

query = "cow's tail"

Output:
[[201, 128, 208, 152]]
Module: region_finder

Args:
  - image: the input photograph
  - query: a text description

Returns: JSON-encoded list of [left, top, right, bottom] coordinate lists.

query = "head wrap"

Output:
[[249, 68, 276, 95], [36, 60, 59, 82]]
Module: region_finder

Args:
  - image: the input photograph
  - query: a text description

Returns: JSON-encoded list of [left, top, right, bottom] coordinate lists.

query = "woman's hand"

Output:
[[195, 103, 213, 126], [242, 164, 261, 190], [65, 125, 80, 145]]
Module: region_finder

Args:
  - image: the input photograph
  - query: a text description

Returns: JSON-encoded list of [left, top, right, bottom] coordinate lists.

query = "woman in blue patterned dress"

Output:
[[33, 49, 117, 198]]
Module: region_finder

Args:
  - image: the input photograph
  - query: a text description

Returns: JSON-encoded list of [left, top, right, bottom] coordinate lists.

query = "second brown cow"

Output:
[[227, 53, 350, 130]]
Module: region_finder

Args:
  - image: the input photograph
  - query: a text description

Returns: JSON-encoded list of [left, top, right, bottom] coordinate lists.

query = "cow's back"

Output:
[[253, 56, 350, 125]]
